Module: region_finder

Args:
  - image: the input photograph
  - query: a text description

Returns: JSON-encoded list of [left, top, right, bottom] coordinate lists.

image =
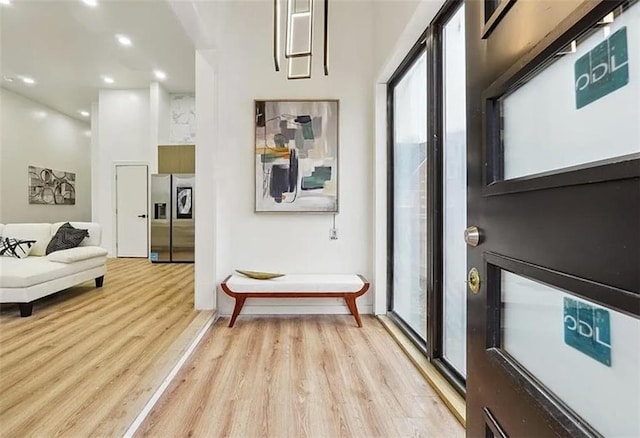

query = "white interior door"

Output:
[[116, 165, 148, 257]]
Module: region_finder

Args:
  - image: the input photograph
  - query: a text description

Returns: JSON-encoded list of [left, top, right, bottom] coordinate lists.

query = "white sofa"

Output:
[[0, 222, 107, 317]]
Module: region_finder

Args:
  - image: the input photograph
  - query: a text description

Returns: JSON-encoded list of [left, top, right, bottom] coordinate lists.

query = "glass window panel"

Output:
[[392, 51, 427, 339], [501, 2, 640, 180], [501, 271, 640, 437], [442, 4, 467, 377]]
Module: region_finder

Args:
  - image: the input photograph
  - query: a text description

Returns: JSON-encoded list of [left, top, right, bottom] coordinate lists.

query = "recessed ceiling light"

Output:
[[153, 70, 167, 80], [21, 76, 36, 85], [116, 34, 132, 47], [79, 110, 90, 117], [102, 75, 115, 84], [82, 0, 98, 7], [3, 76, 14, 82], [0, 0, 13, 7]]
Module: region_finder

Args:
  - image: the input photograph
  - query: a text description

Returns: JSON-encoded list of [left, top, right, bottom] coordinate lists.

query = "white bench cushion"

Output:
[[0, 256, 105, 288], [46, 246, 108, 263], [226, 274, 364, 293], [1, 223, 52, 256]]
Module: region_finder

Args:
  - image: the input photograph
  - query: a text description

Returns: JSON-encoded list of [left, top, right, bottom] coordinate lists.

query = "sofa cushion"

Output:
[[1, 224, 52, 256], [51, 222, 102, 247], [0, 237, 37, 259], [46, 223, 89, 255], [0, 256, 106, 288], [47, 246, 108, 263]]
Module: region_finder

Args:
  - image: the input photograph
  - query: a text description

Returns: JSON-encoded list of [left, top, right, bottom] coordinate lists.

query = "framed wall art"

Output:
[[255, 99, 339, 213], [28, 165, 76, 205]]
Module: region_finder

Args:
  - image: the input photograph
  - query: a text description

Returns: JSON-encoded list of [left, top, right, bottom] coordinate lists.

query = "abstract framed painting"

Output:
[[28, 166, 76, 205], [255, 99, 338, 213]]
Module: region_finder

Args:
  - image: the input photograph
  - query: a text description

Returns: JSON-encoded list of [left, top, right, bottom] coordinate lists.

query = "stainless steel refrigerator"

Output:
[[150, 174, 195, 263]]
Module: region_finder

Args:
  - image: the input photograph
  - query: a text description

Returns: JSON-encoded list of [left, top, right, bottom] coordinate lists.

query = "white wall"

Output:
[[90, 101, 100, 222], [373, 0, 421, 75], [94, 89, 151, 255], [0, 88, 91, 224], [193, 0, 375, 315], [150, 82, 171, 159], [195, 50, 218, 311], [374, 0, 446, 83], [158, 87, 171, 145]]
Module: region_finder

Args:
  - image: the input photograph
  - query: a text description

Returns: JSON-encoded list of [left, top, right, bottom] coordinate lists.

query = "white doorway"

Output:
[[116, 164, 148, 257]]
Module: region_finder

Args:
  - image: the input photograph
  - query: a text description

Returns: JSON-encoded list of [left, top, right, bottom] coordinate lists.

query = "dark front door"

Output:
[[466, 0, 640, 436]]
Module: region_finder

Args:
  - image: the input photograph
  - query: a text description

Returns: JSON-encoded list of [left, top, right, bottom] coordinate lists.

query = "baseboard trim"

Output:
[[377, 315, 466, 427]]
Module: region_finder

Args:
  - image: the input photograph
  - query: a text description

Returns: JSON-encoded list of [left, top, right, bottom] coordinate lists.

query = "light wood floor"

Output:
[[0, 258, 207, 437], [137, 316, 464, 438]]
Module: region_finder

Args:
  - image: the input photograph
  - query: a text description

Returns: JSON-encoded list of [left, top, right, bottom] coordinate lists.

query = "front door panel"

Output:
[[466, 1, 640, 436]]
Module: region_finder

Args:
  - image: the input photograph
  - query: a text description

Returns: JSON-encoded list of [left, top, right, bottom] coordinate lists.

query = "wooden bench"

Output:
[[220, 274, 370, 327]]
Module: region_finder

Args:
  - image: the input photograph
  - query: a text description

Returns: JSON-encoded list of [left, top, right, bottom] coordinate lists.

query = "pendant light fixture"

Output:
[[274, 0, 328, 79]]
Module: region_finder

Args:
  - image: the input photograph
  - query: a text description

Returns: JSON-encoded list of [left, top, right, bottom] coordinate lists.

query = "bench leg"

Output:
[[19, 303, 33, 317], [95, 276, 104, 288], [344, 296, 363, 327], [229, 296, 247, 327]]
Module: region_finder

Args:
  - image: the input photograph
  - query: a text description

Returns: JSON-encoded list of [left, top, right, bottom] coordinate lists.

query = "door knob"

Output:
[[137, 214, 147, 218], [464, 226, 482, 247]]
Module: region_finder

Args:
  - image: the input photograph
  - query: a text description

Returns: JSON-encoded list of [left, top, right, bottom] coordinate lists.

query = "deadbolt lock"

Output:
[[467, 268, 481, 294]]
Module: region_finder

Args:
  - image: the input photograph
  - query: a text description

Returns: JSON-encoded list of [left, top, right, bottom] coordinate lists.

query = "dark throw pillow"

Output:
[[46, 222, 89, 255], [0, 237, 37, 259]]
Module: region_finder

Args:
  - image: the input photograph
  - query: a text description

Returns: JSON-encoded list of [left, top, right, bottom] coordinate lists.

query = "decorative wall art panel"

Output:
[[255, 100, 338, 213], [28, 166, 76, 205]]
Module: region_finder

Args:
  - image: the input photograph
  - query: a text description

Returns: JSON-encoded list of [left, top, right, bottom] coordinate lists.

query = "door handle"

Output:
[[464, 226, 482, 247], [137, 214, 147, 218]]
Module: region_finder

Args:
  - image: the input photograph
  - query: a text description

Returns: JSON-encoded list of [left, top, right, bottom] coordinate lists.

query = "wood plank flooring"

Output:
[[137, 316, 464, 438], [0, 258, 207, 438]]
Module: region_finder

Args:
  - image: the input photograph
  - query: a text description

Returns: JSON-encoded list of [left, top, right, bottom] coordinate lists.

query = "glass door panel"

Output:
[[501, 2, 640, 180], [392, 51, 428, 339], [501, 270, 640, 437], [442, 3, 467, 377]]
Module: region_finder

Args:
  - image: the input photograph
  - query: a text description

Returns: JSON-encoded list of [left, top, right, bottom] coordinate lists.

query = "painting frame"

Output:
[[28, 165, 76, 205], [254, 99, 339, 214]]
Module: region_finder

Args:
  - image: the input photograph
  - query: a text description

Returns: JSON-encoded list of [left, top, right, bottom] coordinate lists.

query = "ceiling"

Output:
[[0, 0, 195, 122]]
